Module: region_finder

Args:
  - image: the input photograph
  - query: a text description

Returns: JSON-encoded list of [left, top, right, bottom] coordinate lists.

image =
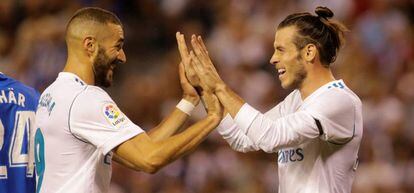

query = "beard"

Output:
[[93, 48, 120, 88], [291, 64, 307, 89], [287, 54, 307, 89]]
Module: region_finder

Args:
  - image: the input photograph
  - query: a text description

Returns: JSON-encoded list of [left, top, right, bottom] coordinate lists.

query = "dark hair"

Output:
[[67, 7, 122, 29], [278, 6, 348, 67]]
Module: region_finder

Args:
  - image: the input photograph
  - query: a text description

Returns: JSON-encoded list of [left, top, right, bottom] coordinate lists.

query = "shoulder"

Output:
[[324, 80, 361, 107], [76, 86, 113, 104], [305, 85, 360, 131], [20, 83, 40, 100], [70, 86, 115, 116], [308, 87, 357, 117], [306, 82, 362, 143]]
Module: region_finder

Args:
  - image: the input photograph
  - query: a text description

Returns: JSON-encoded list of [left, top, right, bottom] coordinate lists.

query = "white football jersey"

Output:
[[35, 72, 144, 193], [217, 79, 363, 193]]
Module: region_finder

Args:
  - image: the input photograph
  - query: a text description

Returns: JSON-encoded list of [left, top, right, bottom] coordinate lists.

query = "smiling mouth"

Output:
[[278, 69, 286, 76]]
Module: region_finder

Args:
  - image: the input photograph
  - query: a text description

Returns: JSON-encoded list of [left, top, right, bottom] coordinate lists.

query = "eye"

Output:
[[115, 42, 124, 51], [116, 44, 122, 50], [277, 47, 284, 52]]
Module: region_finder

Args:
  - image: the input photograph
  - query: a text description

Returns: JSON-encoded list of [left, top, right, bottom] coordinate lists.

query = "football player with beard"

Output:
[[34, 7, 222, 193], [179, 6, 363, 193]]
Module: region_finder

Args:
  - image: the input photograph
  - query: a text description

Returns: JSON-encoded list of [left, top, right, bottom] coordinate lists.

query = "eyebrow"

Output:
[[275, 45, 284, 50]]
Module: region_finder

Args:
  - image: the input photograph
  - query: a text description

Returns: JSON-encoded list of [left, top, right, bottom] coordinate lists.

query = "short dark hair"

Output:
[[278, 6, 348, 67], [67, 7, 122, 29]]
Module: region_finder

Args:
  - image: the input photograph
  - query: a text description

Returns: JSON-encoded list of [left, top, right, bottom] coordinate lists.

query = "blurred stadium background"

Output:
[[1, 0, 413, 193]]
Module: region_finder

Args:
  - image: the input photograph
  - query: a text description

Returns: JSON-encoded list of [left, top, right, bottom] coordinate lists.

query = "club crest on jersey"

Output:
[[103, 103, 126, 128]]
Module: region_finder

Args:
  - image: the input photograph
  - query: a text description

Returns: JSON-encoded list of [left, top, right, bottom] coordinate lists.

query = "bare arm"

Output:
[[147, 108, 188, 142], [112, 153, 136, 170], [113, 91, 221, 174]]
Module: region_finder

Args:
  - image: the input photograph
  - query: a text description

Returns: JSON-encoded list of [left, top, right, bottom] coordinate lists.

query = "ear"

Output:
[[83, 36, 98, 60], [301, 43, 317, 62]]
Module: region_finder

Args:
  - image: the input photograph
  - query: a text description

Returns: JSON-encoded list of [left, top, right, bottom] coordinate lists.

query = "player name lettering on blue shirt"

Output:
[[0, 89, 26, 107]]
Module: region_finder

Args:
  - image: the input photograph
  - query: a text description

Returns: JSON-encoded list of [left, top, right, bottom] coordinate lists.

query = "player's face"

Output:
[[93, 23, 126, 88], [269, 26, 307, 89]]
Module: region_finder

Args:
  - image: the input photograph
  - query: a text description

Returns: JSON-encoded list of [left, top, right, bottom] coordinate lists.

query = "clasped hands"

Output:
[[176, 32, 225, 118]]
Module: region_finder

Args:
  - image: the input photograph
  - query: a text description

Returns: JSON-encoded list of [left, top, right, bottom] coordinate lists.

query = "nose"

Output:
[[118, 49, 126, 63], [269, 52, 279, 66]]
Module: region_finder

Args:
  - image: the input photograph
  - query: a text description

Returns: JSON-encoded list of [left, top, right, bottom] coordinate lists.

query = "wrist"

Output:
[[176, 99, 196, 116], [207, 113, 222, 122], [183, 95, 199, 106]]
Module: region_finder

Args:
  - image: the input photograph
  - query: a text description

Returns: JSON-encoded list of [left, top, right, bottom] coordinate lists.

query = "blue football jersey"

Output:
[[0, 73, 39, 193]]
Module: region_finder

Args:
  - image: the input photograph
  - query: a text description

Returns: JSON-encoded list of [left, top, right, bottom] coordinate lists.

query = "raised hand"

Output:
[[176, 32, 200, 87], [189, 35, 224, 92]]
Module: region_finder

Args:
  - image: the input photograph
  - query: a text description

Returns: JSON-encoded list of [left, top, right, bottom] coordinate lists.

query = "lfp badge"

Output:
[[103, 103, 126, 127], [105, 104, 119, 119]]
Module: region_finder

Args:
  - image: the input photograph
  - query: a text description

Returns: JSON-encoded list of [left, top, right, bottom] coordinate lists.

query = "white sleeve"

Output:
[[216, 99, 288, 153], [235, 90, 357, 152], [216, 114, 259, 152], [69, 88, 144, 155], [235, 104, 321, 153]]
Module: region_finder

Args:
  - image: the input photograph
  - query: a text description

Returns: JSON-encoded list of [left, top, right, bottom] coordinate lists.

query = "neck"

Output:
[[63, 56, 95, 85], [299, 65, 335, 100]]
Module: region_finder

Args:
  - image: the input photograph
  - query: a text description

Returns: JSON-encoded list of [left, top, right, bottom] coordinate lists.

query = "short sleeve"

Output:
[[306, 89, 356, 144], [69, 87, 144, 155]]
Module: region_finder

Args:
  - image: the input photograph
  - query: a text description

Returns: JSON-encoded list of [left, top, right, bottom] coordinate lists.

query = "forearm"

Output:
[[148, 108, 189, 142], [113, 115, 220, 173], [148, 95, 198, 141], [157, 114, 220, 162], [236, 105, 319, 152], [215, 84, 245, 118], [113, 153, 138, 170], [217, 115, 259, 153]]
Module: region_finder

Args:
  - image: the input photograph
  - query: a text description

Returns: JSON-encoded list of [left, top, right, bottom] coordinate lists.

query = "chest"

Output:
[[277, 140, 321, 166]]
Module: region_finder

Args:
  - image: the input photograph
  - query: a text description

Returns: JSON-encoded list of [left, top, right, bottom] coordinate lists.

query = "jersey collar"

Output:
[[300, 79, 345, 104], [58, 72, 87, 86]]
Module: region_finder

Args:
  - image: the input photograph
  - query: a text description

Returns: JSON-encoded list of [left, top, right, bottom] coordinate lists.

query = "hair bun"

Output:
[[315, 6, 334, 19]]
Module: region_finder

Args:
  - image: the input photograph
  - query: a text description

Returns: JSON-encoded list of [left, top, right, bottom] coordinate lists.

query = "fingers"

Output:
[[190, 35, 220, 77], [197, 36, 220, 76], [197, 36, 209, 55], [176, 32, 190, 64], [189, 51, 205, 79], [190, 35, 209, 66], [198, 35, 220, 76], [190, 51, 211, 91], [177, 32, 222, 91]]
